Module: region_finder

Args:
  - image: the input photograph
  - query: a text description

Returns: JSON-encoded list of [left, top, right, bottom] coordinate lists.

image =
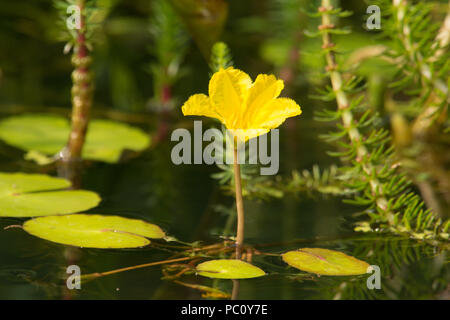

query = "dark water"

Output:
[[0, 112, 448, 300]]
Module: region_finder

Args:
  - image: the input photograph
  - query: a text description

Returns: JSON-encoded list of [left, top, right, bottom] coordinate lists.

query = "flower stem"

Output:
[[233, 147, 245, 259]]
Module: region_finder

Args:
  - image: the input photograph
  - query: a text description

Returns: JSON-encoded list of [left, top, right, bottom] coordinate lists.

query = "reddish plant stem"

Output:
[[320, 0, 393, 224], [66, 0, 93, 161], [81, 256, 194, 280]]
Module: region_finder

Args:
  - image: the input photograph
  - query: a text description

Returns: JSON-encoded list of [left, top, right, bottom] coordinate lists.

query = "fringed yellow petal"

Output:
[[181, 94, 223, 122], [252, 98, 302, 130], [180, 67, 302, 141], [208, 67, 252, 128], [244, 74, 284, 126]]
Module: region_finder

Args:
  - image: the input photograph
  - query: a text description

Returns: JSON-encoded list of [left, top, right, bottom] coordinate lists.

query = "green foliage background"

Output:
[[0, 0, 448, 300]]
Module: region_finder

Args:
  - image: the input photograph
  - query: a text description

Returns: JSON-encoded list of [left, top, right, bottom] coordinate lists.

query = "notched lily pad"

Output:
[[0, 114, 151, 163], [0, 173, 100, 217], [196, 259, 265, 279], [23, 214, 166, 249], [282, 248, 370, 276]]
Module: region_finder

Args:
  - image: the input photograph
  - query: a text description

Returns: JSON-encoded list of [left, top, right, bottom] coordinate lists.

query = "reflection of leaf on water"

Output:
[[350, 237, 449, 299], [173, 280, 231, 299], [313, 237, 448, 300], [386, 251, 449, 299], [351, 237, 442, 277], [49, 233, 446, 300], [169, 0, 228, 58]]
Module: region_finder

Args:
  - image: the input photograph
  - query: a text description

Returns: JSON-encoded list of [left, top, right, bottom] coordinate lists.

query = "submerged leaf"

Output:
[[0, 114, 150, 163], [23, 214, 166, 248], [196, 259, 265, 279], [0, 173, 100, 217], [282, 248, 370, 276], [24, 150, 55, 165]]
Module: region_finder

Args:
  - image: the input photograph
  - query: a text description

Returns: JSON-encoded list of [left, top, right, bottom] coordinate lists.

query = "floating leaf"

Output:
[[0, 173, 100, 217], [282, 248, 370, 276], [83, 120, 151, 163], [196, 259, 265, 279], [23, 214, 166, 248], [0, 114, 150, 163]]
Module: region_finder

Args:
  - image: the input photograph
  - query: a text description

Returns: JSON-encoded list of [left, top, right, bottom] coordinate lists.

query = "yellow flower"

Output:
[[181, 67, 302, 141]]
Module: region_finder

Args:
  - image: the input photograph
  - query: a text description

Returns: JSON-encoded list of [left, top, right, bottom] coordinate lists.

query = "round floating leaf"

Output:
[[83, 120, 150, 163], [0, 114, 150, 163], [196, 259, 265, 279], [0, 115, 69, 155], [23, 214, 166, 248], [0, 173, 100, 217], [282, 248, 370, 276]]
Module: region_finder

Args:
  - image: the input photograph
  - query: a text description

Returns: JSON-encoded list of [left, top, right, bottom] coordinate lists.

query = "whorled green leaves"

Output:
[[23, 214, 166, 248], [0, 173, 100, 217], [0, 114, 151, 163], [282, 248, 370, 276], [196, 259, 265, 279]]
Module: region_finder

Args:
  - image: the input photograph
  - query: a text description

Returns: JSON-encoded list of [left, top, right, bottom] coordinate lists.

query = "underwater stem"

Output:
[[81, 256, 194, 280], [231, 279, 240, 300], [233, 147, 245, 259]]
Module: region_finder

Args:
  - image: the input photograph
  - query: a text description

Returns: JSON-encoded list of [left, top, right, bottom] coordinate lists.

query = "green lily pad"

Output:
[[0, 114, 150, 163], [282, 248, 370, 276], [23, 214, 166, 248], [196, 259, 266, 279], [0, 173, 100, 217]]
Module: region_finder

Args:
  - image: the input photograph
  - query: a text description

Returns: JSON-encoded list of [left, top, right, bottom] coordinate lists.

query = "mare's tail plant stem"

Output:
[[320, 0, 393, 223], [233, 146, 245, 260], [66, 0, 93, 161], [316, 0, 449, 240]]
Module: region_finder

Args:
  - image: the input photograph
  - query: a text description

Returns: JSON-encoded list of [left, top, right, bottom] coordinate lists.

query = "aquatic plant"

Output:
[[54, 0, 97, 161], [148, 0, 188, 111], [0, 0, 447, 301], [310, 0, 449, 240], [379, 0, 449, 138], [0, 114, 150, 164], [0, 173, 99, 217], [181, 66, 302, 258]]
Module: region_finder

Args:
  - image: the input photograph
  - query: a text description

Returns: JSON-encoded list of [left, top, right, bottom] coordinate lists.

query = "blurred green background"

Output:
[[0, 0, 448, 300]]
